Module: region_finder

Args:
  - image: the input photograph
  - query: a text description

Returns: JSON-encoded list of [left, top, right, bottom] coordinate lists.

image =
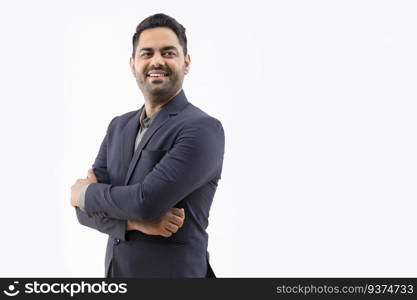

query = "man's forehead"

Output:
[[138, 27, 180, 47]]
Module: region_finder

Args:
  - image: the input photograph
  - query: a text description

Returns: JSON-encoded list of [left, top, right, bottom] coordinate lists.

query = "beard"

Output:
[[135, 69, 184, 104]]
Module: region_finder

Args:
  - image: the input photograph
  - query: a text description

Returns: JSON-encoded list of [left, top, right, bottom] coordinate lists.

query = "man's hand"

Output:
[[71, 168, 98, 207], [127, 208, 185, 237]]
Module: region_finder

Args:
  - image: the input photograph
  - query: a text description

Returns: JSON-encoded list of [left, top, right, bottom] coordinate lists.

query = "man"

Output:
[[70, 13, 225, 278]]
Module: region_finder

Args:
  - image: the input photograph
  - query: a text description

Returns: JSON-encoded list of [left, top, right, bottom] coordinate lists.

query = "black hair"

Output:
[[132, 13, 188, 58]]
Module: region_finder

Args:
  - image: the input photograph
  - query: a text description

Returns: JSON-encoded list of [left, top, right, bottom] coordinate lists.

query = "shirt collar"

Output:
[[139, 107, 161, 129]]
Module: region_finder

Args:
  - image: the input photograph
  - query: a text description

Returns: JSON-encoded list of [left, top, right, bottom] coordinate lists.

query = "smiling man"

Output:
[[70, 13, 224, 278]]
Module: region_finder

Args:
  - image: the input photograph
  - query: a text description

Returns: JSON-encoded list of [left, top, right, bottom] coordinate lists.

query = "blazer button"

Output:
[[113, 239, 120, 245]]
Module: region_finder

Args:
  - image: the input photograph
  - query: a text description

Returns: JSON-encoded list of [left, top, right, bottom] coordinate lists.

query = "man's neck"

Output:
[[144, 88, 182, 117]]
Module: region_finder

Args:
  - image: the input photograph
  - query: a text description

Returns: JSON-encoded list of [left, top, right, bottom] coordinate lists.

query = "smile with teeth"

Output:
[[147, 73, 169, 77]]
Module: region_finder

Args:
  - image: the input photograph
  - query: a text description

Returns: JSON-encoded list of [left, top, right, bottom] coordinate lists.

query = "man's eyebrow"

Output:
[[139, 47, 154, 52], [139, 46, 179, 52], [161, 46, 178, 52]]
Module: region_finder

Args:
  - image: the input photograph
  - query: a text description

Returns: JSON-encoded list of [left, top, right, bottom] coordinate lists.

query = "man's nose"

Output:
[[149, 52, 165, 68]]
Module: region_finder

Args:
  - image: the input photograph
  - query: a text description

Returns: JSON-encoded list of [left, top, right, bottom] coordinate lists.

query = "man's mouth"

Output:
[[146, 71, 170, 78]]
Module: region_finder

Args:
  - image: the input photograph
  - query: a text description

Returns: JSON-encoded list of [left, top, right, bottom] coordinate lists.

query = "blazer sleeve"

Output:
[[84, 117, 225, 221], [75, 117, 128, 241]]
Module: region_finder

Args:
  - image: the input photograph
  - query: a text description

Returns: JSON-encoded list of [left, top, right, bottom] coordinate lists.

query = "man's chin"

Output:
[[147, 84, 169, 93], [144, 85, 174, 99]]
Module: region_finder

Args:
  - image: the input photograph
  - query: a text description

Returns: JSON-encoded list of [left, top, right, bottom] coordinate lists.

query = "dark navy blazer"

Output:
[[75, 89, 224, 278]]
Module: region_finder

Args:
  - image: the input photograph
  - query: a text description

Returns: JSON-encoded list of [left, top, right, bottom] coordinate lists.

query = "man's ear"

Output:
[[129, 57, 136, 76], [184, 54, 191, 75]]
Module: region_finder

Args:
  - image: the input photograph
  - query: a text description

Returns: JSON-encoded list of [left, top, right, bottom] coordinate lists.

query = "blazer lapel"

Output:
[[120, 107, 143, 179], [123, 89, 189, 185]]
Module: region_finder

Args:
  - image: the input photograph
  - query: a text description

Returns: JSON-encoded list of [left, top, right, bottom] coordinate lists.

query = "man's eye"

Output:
[[163, 51, 175, 57], [141, 53, 151, 57]]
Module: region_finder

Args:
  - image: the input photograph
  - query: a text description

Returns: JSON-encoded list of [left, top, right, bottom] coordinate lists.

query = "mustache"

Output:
[[145, 66, 171, 74]]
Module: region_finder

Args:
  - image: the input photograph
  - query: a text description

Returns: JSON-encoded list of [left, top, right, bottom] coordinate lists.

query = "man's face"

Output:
[[130, 27, 190, 102]]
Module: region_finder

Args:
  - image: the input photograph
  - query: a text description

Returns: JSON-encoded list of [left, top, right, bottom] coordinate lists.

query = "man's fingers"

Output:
[[160, 208, 184, 237], [168, 214, 184, 227], [165, 222, 179, 233], [161, 228, 173, 237], [88, 168, 96, 177], [86, 168, 98, 183], [170, 208, 185, 218]]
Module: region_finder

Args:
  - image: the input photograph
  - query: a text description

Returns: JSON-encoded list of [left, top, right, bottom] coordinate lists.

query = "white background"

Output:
[[0, 0, 416, 277]]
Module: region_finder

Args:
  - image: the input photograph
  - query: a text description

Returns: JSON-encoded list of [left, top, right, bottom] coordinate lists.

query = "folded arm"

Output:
[[84, 117, 225, 221], [74, 124, 129, 240], [75, 117, 188, 238]]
